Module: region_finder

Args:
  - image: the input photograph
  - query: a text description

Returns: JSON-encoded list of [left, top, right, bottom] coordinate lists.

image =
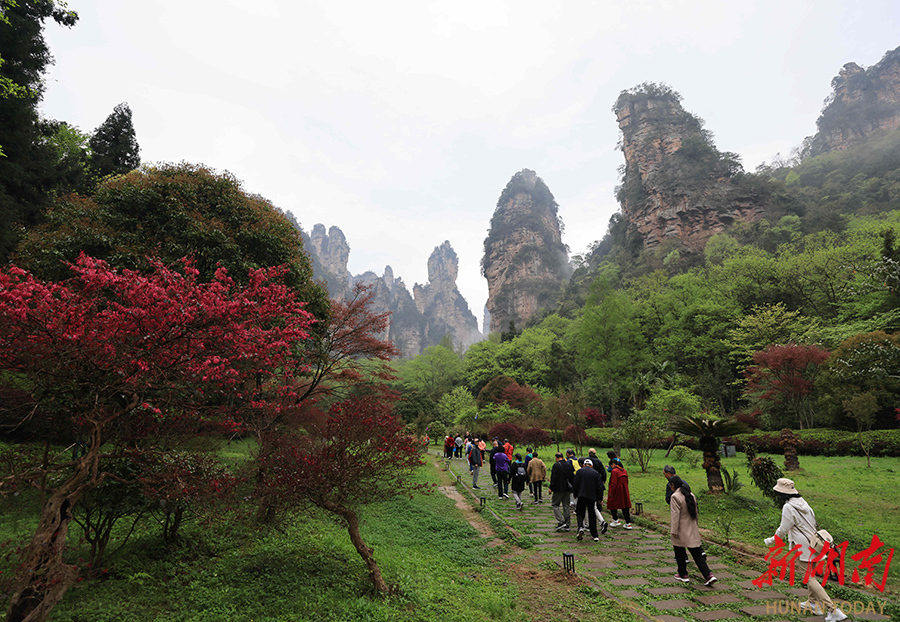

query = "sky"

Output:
[[39, 0, 900, 331]]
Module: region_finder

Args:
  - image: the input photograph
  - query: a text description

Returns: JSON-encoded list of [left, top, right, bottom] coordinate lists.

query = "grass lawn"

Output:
[[1, 448, 645, 622], [565, 445, 900, 595]]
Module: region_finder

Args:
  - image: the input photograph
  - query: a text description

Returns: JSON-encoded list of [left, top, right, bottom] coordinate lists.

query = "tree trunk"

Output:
[[325, 502, 389, 595], [5, 462, 93, 622], [701, 445, 725, 494]]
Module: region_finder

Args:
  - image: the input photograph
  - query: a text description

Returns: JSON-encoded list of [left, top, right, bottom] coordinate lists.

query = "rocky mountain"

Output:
[[613, 84, 769, 252], [301, 224, 351, 300], [298, 223, 481, 357], [413, 242, 482, 349], [808, 45, 900, 156], [482, 169, 569, 333]]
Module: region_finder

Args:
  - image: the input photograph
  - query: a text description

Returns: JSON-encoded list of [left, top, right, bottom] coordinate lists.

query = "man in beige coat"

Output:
[[527, 451, 547, 504], [669, 476, 717, 586]]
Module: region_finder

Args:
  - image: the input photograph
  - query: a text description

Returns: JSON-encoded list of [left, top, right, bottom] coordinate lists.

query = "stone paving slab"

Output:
[[647, 586, 691, 596], [610, 577, 651, 586], [648, 599, 695, 610], [616, 589, 644, 598], [623, 559, 657, 566], [695, 594, 742, 605], [741, 589, 789, 601], [651, 616, 686, 622], [617, 568, 653, 576], [583, 561, 618, 569], [736, 569, 763, 578], [692, 610, 743, 620], [688, 582, 732, 591]]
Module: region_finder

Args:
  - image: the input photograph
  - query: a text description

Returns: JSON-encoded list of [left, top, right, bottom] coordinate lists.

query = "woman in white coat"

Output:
[[668, 477, 717, 586], [766, 478, 846, 622]]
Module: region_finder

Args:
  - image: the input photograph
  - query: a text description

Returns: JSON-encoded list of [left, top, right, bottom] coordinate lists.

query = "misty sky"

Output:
[[39, 0, 900, 330]]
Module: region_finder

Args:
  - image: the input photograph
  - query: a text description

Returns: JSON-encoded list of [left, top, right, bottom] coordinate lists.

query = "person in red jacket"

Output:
[[607, 459, 633, 529], [503, 438, 514, 460]]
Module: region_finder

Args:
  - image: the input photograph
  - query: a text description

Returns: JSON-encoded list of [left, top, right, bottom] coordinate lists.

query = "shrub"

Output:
[[582, 408, 608, 427], [746, 454, 783, 505], [522, 427, 552, 448], [487, 422, 525, 445], [563, 425, 587, 445]]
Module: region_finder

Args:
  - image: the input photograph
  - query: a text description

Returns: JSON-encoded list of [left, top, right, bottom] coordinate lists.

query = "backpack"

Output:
[[516, 465, 527, 479]]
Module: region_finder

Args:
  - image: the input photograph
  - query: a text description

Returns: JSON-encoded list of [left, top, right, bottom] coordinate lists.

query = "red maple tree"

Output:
[[255, 393, 426, 594], [0, 254, 314, 622], [744, 343, 830, 429]]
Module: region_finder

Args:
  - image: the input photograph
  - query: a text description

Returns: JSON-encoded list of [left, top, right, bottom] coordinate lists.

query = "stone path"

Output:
[[441, 455, 893, 622]]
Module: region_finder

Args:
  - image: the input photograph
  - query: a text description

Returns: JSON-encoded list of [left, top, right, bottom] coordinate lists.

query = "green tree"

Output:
[[12, 163, 328, 318], [575, 275, 647, 422], [667, 416, 746, 493], [88, 102, 140, 178], [0, 0, 78, 260], [398, 343, 464, 402]]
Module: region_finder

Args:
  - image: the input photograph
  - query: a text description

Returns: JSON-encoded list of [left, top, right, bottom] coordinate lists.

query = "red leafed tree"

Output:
[[250, 282, 399, 522], [744, 343, 830, 430], [499, 382, 542, 415], [0, 255, 313, 622], [291, 282, 399, 403], [255, 393, 426, 594]]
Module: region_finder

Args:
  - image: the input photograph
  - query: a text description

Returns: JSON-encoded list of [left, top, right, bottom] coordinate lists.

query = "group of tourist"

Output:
[[449, 440, 848, 621]]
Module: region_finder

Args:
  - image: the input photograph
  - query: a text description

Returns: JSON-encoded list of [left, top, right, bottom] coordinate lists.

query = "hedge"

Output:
[[724, 428, 900, 457]]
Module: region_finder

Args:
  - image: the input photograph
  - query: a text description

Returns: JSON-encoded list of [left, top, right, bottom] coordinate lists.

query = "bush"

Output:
[[582, 408, 608, 427], [563, 425, 587, 445], [487, 422, 524, 445], [521, 427, 552, 448], [730, 428, 900, 457]]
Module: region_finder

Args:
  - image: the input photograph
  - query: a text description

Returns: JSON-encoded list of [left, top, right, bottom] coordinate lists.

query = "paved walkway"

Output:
[[441, 454, 893, 622]]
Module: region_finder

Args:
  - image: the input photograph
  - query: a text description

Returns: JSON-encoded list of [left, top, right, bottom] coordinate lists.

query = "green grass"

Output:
[[0, 458, 643, 622], [601, 448, 900, 593]]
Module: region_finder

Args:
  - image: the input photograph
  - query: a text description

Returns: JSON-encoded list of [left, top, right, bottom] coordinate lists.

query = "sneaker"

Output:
[[532, 500, 540, 505], [555, 524, 567, 532], [825, 609, 848, 622], [674, 574, 690, 583], [576, 529, 584, 541], [593, 537, 599, 542], [601, 520, 609, 535], [472, 485, 481, 489], [624, 523, 633, 530], [492, 483, 497, 487], [799, 601, 825, 615], [704, 575, 717, 587], [609, 520, 621, 527], [503, 494, 510, 499]]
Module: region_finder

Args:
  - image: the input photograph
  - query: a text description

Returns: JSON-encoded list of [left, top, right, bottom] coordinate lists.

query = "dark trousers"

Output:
[[496, 472, 509, 496], [576, 497, 598, 537], [611, 508, 632, 523], [674, 546, 712, 579], [533, 481, 543, 501]]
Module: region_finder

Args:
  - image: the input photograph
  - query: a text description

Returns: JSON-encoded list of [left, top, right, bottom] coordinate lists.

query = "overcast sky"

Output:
[[40, 1, 900, 330]]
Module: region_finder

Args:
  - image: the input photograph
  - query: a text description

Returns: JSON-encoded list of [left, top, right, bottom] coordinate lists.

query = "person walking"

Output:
[[607, 458, 633, 529], [573, 459, 604, 542], [454, 434, 464, 459], [489, 439, 502, 487], [549, 452, 572, 531], [668, 476, 717, 586], [468, 438, 483, 489], [510, 453, 528, 510], [765, 478, 846, 622], [664, 464, 705, 562], [586, 451, 610, 534], [524, 447, 534, 496], [494, 448, 511, 499], [527, 451, 546, 504]]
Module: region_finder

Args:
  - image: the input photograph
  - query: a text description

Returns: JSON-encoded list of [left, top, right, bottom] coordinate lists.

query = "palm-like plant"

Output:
[[667, 416, 746, 493]]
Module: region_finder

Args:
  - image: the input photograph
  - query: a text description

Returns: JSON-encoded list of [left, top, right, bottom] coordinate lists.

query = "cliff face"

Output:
[[482, 169, 569, 333], [352, 268, 425, 359], [299, 223, 481, 357], [614, 85, 768, 251], [810, 46, 900, 155], [413, 241, 482, 349], [301, 224, 351, 299]]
